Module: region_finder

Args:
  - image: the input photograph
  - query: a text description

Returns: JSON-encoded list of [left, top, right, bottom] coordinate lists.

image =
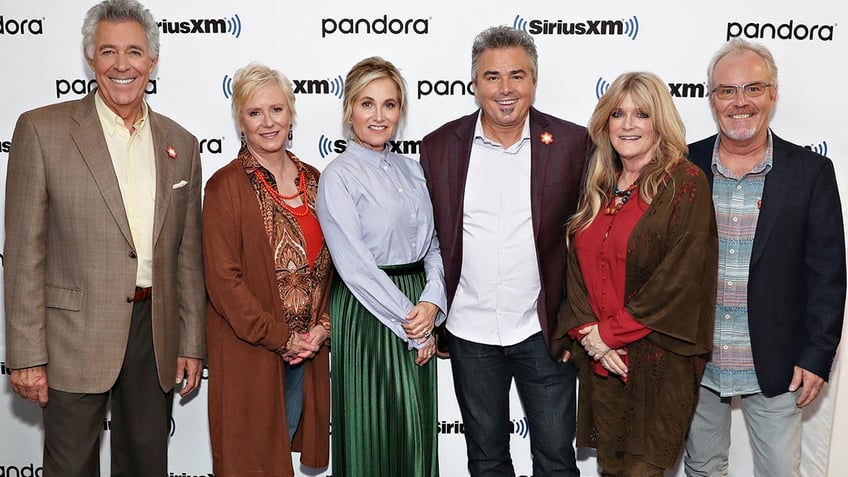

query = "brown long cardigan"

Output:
[[558, 160, 718, 468], [203, 157, 332, 477]]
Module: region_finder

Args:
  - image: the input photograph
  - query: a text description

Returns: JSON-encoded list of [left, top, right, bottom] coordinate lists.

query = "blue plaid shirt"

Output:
[[701, 132, 774, 397]]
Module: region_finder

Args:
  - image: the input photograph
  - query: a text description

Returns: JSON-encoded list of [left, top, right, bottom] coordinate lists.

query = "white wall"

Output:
[[1, 1, 845, 476]]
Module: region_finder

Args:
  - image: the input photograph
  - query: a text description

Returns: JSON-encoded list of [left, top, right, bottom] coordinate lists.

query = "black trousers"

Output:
[[42, 299, 174, 477]]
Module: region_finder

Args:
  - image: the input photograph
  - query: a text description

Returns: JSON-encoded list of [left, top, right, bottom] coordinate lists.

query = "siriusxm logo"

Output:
[[436, 418, 526, 438], [222, 75, 343, 99], [293, 75, 344, 98], [1, 140, 10, 154], [594, 77, 707, 99], [55, 78, 157, 99], [437, 420, 466, 434], [0, 15, 43, 34], [805, 140, 829, 157], [514, 14, 639, 40], [318, 135, 422, 158], [727, 20, 834, 41], [512, 416, 529, 438], [418, 79, 475, 100], [159, 14, 242, 37], [1, 361, 11, 375], [321, 15, 429, 38], [103, 416, 176, 436]]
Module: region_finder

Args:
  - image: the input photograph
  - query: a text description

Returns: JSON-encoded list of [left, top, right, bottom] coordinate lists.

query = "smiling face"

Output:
[[710, 49, 776, 145], [350, 77, 400, 152], [238, 83, 293, 159], [608, 93, 655, 166], [87, 20, 157, 126], [473, 46, 537, 140]]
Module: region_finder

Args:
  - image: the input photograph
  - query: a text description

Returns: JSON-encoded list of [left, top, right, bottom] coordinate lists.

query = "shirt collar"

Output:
[[473, 110, 531, 153], [94, 91, 149, 137], [711, 129, 774, 178]]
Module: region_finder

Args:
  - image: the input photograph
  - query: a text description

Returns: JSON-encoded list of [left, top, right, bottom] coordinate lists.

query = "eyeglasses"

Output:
[[711, 82, 773, 100]]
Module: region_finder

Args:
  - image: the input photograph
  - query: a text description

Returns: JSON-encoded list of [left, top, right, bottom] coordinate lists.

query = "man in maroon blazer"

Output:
[[420, 25, 590, 477]]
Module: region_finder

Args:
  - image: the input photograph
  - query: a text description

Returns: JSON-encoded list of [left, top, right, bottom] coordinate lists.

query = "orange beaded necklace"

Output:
[[254, 169, 308, 217]]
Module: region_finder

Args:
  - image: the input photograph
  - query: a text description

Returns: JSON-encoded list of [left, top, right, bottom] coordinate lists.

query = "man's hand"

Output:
[[11, 366, 49, 407], [175, 357, 203, 398], [789, 365, 825, 408]]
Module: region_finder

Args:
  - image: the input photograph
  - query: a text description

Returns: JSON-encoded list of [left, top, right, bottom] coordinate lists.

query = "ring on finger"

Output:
[[423, 330, 431, 339]]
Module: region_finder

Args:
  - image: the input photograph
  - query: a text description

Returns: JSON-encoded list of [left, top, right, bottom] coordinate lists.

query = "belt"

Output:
[[379, 261, 425, 277], [129, 286, 152, 303]]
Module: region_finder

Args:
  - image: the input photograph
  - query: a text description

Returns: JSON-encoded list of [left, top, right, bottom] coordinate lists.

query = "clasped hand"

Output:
[[579, 324, 628, 377], [403, 301, 438, 366]]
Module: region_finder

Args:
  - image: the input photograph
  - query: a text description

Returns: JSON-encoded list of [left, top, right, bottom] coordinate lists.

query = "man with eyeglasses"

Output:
[[684, 38, 845, 477]]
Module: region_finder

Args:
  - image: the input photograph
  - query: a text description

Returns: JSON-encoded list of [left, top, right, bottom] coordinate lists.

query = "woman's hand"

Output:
[[283, 324, 327, 365], [599, 349, 629, 377], [578, 324, 612, 359], [414, 335, 437, 366], [403, 301, 438, 344]]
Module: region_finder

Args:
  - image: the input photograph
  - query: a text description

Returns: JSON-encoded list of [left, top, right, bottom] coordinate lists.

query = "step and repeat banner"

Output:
[[1, 1, 846, 476]]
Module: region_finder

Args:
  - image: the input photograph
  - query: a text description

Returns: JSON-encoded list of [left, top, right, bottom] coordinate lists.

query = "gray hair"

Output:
[[471, 25, 538, 81], [706, 38, 778, 90], [82, 0, 160, 60]]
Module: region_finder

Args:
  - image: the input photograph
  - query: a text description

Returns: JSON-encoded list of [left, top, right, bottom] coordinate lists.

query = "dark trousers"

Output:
[[42, 299, 174, 477], [447, 331, 579, 477]]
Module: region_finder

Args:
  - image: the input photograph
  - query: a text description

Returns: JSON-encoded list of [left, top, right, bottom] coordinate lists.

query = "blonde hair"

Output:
[[341, 56, 407, 139], [568, 71, 687, 236], [231, 62, 296, 128]]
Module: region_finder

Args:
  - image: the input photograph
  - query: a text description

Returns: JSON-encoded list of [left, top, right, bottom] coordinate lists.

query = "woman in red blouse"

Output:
[[557, 72, 718, 476]]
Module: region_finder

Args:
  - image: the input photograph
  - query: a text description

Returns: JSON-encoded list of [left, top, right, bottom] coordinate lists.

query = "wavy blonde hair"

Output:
[[567, 71, 687, 236]]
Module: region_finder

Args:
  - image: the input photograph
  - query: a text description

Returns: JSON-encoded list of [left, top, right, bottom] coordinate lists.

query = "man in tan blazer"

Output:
[[3, 1, 205, 476]]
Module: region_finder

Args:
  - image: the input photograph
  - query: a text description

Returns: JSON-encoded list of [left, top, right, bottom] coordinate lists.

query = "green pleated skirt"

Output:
[[330, 262, 438, 477]]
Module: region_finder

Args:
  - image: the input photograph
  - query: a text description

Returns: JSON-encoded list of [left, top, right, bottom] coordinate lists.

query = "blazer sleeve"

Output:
[[797, 158, 846, 380], [3, 112, 49, 369], [176, 138, 207, 359]]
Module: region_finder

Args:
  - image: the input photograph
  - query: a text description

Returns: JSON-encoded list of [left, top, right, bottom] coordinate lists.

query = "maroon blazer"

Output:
[[420, 108, 590, 359]]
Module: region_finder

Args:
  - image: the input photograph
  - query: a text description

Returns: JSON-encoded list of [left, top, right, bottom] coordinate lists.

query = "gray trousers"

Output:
[[684, 385, 802, 477]]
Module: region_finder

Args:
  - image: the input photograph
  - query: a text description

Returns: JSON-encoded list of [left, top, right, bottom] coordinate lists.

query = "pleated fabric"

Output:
[[330, 263, 438, 477]]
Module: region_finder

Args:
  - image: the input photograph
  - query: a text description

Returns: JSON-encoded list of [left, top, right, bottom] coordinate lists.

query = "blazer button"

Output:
[[129, 251, 137, 259]]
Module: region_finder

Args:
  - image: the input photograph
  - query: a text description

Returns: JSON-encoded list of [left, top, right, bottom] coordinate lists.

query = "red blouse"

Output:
[[569, 192, 652, 378]]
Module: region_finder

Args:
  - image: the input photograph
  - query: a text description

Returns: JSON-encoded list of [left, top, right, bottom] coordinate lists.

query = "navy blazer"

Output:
[[420, 108, 590, 359], [689, 133, 846, 396]]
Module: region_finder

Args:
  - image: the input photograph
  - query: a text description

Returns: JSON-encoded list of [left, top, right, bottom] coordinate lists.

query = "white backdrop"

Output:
[[1, 1, 846, 476]]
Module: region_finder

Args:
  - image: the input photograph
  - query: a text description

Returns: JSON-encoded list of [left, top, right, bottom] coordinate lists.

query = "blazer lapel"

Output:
[[750, 134, 791, 266], [529, 108, 551, 240], [150, 112, 176, 247], [71, 93, 134, 247], [448, 114, 475, 238]]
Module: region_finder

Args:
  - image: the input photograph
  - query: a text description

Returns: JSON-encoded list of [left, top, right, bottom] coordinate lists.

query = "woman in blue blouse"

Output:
[[316, 57, 447, 477]]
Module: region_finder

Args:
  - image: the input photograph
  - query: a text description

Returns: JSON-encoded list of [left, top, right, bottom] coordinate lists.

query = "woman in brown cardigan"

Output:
[[558, 72, 718, 476], [203, 63, 332, 476]]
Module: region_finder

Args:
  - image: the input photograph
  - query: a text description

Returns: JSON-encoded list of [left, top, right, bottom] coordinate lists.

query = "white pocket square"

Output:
[[172, 180, 189, 189]]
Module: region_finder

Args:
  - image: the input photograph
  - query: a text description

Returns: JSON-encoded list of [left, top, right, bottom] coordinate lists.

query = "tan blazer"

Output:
[[4, 91, 206, 393]]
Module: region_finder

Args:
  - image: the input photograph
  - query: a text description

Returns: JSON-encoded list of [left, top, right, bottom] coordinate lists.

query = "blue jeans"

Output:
[[447, 331, 579, 477], [284, 362, 305, 442]]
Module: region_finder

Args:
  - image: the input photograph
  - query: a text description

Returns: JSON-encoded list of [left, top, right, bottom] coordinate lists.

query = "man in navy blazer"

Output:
[[684, 39, 845, 477], [420, 26, 589, 477]]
